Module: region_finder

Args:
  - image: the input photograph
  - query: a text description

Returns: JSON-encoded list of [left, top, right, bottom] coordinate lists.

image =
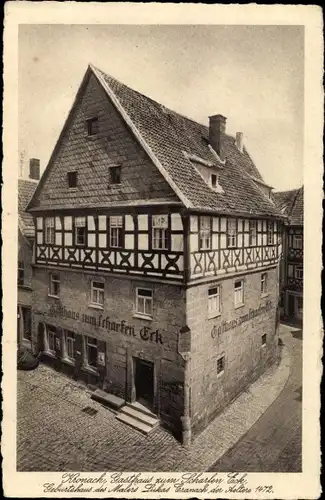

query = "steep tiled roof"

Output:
[[273, 187, 303, 226], [18, 179, 37, 236], [28, 65, 284, 219]]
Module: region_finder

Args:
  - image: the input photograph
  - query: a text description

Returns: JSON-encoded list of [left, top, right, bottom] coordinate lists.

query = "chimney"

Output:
[[29, 158, 40, 180], [236, 132, 244, 153], [209, 114, 226, 160]]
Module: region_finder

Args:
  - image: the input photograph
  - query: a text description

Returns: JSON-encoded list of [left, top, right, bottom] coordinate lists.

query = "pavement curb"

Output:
[[174, 344, 292, 471]]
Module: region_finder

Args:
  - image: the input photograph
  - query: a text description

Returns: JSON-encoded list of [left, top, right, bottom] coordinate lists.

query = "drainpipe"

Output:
[[181, 352, 191, 448]]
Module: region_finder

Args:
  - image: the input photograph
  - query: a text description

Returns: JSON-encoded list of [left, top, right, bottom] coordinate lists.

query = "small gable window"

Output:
[[109, 166, 121, 185], [211, 173, 219, 189], [86, 117, 99, 136], [67, 171, 77, 188]]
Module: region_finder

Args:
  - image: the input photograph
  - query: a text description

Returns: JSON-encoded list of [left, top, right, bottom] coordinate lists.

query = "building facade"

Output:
[[274, 187, 303, 324], [27, 65, 284, 443], [17, 160, 39, 350]]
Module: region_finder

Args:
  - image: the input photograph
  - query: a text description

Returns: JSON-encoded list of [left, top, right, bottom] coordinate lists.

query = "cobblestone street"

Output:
[[17, 324, 299, 472]]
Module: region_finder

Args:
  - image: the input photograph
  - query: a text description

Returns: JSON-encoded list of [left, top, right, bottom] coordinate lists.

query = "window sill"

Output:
[[82, 365, 99, 376], [234, 303, 245, 310], [18, 284, 32, 291], [261, 293, 269, 299], [208, 312, 221, 320], [133, 313, 153, 322], [62, 357, 75, 367], [48, 294, 60, 300], [89, 303, 104, 311], [217, 370, 224, 378]]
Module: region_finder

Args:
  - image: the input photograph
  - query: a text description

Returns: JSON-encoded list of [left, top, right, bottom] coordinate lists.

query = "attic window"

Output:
[[67, 171, 77, 188], [211, 173, 219, 189], [86, 117, 98, 136], [109, 166, 121, 185]]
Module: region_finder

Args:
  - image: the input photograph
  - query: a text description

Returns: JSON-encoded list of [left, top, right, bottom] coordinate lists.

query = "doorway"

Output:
[[288, 293, 295, 317], [134, 358, 154, 410]]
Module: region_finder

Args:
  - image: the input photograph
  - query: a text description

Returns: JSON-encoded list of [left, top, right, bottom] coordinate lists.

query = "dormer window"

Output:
[[86, 117, 98, 136], [211, 173, 219, 189], [109, 166, 121, 185], [67, 171, 77, 188]]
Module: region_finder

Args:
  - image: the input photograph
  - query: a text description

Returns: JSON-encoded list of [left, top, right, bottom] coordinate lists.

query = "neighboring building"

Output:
[[18, 159, 40, 349], [27, 65, 284, 443], [274, 187, 303, 324]]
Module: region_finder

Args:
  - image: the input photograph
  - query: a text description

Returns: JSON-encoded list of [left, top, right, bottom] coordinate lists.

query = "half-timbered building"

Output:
[[27, 65, 284, 443], [18, 159, 39, 349], [274, 187, 303, 324]]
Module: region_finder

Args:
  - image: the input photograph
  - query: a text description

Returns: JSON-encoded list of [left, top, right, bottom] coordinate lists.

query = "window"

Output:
[[136, 288, 153, 317], [45, 217, 55, 244], [67, 171, 77, 188], [267, 221, 273, 245], [109, 166, 121, 185], [227, 219, 237, 248], [64, 331, 75, 361], [211, 173, 219, 189], [22, 307, 32, 341], [288, 264, 294, 277], [49, 272, 60, 297], [199, 216, 211, 250], [109, 216, 124, 248], [75, 216, 86, 246], [234, 279, 244, 306], [261, 334, 267, 346], [91, 281, 104, 306], [293, 234, 303, 249], [85, 336, 98, 368], [45, 325, 57, 354], [261, 272, 268, 295], [249, 220, 257, 246], [86, 117, 98, 136], [208, 286, 221, 317], [152, 215, 169, 250], [217, 356, 225, 375], [18, 261, 24, 285], [295, 266, 303, 279]]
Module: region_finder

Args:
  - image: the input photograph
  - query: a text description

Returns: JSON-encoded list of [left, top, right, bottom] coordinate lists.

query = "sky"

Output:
[[19, 24, 304, 191]]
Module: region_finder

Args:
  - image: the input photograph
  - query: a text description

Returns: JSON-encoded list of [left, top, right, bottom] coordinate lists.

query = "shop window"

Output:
[[91, 281, 104, 307], [109, 216, 124, 248], [295, 266, 303, 279], [227, 218, 237, 248], [152, 215, 169, 250], [261, 333, 267, 346], [199, 216, 211, 250], [75, 216, 86, 246], [261, 272, 268, 295], [217, 355, 225, 376], [67, 171, 77, 188], [85, 336, 98, 368], [267, 221, 273, 245], [18, 261, 24, 285], [293, 234, 303, 249], [234, 279, 244, 307], [136, 288, 153, 317], [64, 330, 75, 361], [44, 324, 57, 355], [45, 217, 55, 244], [86, 117, 98, 136], [109, 166, 121, 185], [208, 286, 221, 317], [49, 272, 60, 297], [249, 220, 257, 246]]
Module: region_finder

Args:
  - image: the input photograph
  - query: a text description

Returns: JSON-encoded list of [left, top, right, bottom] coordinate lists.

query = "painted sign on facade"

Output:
[[47, 304, 163, 345], [211, 301, 273, 338]]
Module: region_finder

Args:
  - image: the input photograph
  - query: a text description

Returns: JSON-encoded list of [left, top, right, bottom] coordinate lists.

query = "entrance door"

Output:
[[295, 296, 303, 320], [288, 294, 295, 317], [135, 358, 154, 409]]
